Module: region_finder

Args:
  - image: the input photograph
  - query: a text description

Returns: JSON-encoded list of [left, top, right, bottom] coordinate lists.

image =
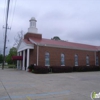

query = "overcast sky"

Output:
[[0, 0, 100, 54]]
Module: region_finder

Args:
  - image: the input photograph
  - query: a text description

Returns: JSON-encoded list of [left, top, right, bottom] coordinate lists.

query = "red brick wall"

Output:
[[24, 33, 42, 39], [96, 51, 100, 65], [37, 46, 95, 66], [29, 45, 37, 65]]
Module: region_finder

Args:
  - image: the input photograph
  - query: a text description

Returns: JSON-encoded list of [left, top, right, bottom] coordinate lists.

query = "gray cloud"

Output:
[[0, 0, 100, 54]]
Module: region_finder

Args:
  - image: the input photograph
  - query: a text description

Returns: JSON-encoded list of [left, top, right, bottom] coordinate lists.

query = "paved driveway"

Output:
[[0, 68, 100, 100]]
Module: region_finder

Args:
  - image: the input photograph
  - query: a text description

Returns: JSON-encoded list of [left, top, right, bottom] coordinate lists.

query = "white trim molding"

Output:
[[17, 52, 20, 69], [20, 52, 22, 70], [27, 49, 30, 71], [29, 38, 37, 45], [38, 43, 98, 52], [22, 50, 25, 70], [37, 45, 39, 66], [17, 40, 34, 52], [95, 52, 96, 66]]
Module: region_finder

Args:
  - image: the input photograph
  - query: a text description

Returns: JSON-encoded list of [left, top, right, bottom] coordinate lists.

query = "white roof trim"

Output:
[[38, 43, 98, 52], [17, 40, 34, 52], [29, 38, 37, 45], [28, 38, 98, 52]]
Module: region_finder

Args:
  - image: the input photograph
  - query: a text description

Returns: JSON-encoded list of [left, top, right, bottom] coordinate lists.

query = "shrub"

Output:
[[64, 66, 73, 72], [51, 66, 63, 73], [50, 66, 73, 73], [92, 66, 100, 71], [28, 64, 34, 72], [73, 65, 100, 72], [86, 66, 98, 71], [73, 66, 78, 72], [78, 66, 86, 72], [34, 66, 49, 73]]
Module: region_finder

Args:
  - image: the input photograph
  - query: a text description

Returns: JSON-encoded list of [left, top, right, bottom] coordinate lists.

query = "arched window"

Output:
[[45, 52, 50, 66], [96, 56, 99, 66], [61, 53, 65, 66], [75, 54, 78, 66], [86, 55, 89, 66]]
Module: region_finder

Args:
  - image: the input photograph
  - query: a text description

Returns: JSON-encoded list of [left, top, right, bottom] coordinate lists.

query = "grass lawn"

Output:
[[0, 64, 16, 68]]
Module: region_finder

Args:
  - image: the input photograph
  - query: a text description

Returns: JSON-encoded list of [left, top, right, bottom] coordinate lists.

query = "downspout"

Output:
[[95, 51, 96, 66], [37, 44, 39, 66]]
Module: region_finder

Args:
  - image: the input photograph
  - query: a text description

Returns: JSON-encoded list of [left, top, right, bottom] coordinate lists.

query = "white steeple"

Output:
[[28, 17, 38, 33]]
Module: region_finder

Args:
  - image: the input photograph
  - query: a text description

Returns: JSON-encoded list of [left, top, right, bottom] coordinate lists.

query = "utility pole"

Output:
[[2, 0, 10, 69]]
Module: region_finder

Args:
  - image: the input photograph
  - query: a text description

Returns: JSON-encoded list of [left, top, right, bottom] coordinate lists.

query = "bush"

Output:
[[50, 66, 63, 73], [73, 66, 77, 72], [78, 66, 86, 72], [28, 64, 34, 72], [34, 66, 49, 73], [64, 66, 73, 72], [91, 66, 100, 71], [73, 66, 100, 72], [50, 66, 73, 73]]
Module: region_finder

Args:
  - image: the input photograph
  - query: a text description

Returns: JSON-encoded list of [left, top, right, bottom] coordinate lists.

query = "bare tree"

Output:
[[13, 30, 24, 47]]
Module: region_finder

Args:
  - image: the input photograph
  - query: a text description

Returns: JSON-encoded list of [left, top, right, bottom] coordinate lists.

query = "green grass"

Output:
[[8, 64, 16, 68], [0, 65, 8, 68], [0, 64, 16, 68]]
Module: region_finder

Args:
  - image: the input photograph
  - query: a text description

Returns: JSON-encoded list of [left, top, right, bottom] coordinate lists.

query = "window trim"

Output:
[[61, 53, 65, 66], [86, 55, 89, 66], [75, 54, 78, 66], [96, 56, 99, 66], [45, 52, 50, 66]]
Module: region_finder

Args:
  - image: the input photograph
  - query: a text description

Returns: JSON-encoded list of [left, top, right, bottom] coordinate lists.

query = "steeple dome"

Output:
[[28, 17, 38, 33]]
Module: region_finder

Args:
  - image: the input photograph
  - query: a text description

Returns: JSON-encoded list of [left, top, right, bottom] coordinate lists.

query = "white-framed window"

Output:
[[96, 56, 99, 66], [75, 54, 78, 66], [86, 55, 89, 66], [45, 52, 50, 66], [61, 53, 65, 66]]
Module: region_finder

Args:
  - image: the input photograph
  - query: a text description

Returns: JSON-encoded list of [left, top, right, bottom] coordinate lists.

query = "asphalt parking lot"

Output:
[[0, 68, 100, 100]]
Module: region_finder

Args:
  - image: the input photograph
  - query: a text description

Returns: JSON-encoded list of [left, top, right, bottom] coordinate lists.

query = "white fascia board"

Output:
[[18, 45, 34, 52], [28, 38, 98, 51], [17, 41, 34, 52], [29, 38, 37, 45], [38, 43, 98, 52]]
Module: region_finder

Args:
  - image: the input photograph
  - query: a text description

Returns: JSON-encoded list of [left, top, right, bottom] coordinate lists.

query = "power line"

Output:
[[3, 0, 7, 26], [7, 0, 17, 47], [10, 0, 17, 28], [8, 0, 13, 26], [3, 0, 7, 42], [2, 0, 10, 70]]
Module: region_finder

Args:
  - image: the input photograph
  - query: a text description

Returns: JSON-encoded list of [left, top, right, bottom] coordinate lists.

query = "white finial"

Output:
[[28, 17, 38, 33]]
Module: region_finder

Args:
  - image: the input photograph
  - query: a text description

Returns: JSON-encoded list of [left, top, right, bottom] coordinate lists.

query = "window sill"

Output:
[[75, 65, 78, 66], [61, 65, 65, 66], [45, 65, 50, 66]]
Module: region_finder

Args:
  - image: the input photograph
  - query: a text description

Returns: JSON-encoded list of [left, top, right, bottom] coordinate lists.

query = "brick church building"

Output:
[[15, 17, 100, 71]]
